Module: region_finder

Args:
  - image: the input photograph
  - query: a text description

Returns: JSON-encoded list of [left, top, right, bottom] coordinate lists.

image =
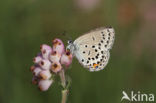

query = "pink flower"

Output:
[[38, 79, 53, 91], [50, 51, 61, 63], [33, 67, 42, 76], [52, 38, 65, 55], [33, 56, 42, 64], [30, 38, 73, 91], [61, 50, 73, 67], [39, 70, 52, 80], [40, 44, 52, 59], [39, 59, 51, 70], [51, 61, 62, 73]]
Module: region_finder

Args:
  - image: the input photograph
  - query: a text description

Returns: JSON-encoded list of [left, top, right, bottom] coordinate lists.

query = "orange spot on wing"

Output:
[[93, 63, 99, 69]]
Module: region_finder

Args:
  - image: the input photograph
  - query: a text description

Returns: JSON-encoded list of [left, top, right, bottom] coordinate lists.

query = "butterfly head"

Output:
[[66, 40, 75, 55]]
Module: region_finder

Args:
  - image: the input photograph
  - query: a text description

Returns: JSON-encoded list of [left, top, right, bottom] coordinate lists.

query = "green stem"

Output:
[[61, 89, 68, 103], [59, 69, 66, 88], [59, 69, 68, 103]]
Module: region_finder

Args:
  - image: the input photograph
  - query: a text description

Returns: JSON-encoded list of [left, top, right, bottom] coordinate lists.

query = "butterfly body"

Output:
[[67, 27, 115, 72]]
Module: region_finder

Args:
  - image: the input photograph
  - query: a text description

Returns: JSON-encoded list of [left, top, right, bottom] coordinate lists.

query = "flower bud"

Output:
[[39, 59, 51, 70], [49, 51, 61, 62], [33, 67, 42, 76], [33, 56, 42, 64], [30, 65, 35, 72], [52, 39, 65, 55], [38, 79, 53, 91], [40, 44, 52, 59], [39, 70, 52, 80], [51, 62, 62, 73], [32, 76, 39, 85], [61, 50, 73, 67]]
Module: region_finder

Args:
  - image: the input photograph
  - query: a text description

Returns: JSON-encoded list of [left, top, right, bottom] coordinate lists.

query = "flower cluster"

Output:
[[30, 38, 73, 91]]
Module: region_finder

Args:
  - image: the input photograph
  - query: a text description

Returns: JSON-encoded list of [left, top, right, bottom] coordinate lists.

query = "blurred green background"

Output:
[[0, 0, 156, 103]]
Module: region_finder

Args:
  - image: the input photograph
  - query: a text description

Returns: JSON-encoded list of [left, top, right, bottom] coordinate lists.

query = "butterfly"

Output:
[[66, 27, 115, 72]]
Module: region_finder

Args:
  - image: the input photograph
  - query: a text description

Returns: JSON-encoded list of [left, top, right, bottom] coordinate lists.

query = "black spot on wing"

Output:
[[92, 45, 95, 48], [82, 59, 84, 62], [101, 51, 104, 54], [87, 61, 89, 64]]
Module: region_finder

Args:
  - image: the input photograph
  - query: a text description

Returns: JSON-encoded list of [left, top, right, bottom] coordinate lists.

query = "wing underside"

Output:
[[73, 27, 115, 71]]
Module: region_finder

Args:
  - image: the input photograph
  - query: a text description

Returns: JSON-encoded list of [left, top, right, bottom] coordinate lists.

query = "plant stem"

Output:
[[59, 69, 68, 103], [61, 89, 68, 103], [59, 69, 66, 88]]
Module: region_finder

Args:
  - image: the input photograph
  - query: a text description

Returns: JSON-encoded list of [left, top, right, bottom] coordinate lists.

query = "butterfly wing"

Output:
[[73, 27, 115, 71]]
